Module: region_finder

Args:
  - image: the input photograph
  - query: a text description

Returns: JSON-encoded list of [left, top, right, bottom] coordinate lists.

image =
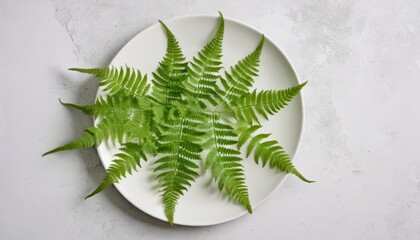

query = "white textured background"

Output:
[[1, 0, 420, 239]]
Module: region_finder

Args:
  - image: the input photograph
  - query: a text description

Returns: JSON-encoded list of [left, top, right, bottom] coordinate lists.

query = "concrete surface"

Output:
[[1, 0, 419, 239]]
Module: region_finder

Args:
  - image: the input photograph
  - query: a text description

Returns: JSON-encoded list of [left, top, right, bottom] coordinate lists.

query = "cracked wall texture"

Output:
[[1, 0, 420, 239]]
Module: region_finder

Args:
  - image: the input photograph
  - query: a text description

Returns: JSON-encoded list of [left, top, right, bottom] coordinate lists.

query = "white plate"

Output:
[[96, 14, 304, 226]]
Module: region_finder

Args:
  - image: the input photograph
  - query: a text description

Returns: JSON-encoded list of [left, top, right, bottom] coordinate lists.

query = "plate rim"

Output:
[[96, 13, 305, 226]]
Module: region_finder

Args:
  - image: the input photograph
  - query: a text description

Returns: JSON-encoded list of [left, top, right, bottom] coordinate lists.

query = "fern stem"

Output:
[[162, 110, 190, 224], [211, 113, 220, 151], [213, 70, 249, 112], [230, 98, 288, 111]]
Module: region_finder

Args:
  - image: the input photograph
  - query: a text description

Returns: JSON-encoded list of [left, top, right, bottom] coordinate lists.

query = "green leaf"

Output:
[[86, 142, 147, 198], [216, 35, 265, 108], [205, 114, 252, 213], [183, 12, 225, 108], [60, 94, 152, 118], [243, 128, 313, 183], [69, 66, 151, 99], [150, 21, 188, 104], [153, 111, 205, 225], [43, 128, 96, 156], [43, 112, 147, 156], [230, 82, 307, 123]]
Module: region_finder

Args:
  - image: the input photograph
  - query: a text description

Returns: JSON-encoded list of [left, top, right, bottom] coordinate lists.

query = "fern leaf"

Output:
[[150, 21, 188, 104], [58, 98, 93, 115], [86, 142, 147, 198], [44, 112, 139, 155], [98, 115, 149, 143], [43, 113, 146, 156], [42, 128, 96, 156], [206, 114, 252, 213], [60, 95, 152, 118], [183, 12, 225, 108], [243, 130, 313, 183], [69, 66, 151, 99], [153, 111, 205, 224], [230, 82, 307, 123], [216, 35, 265, 108]]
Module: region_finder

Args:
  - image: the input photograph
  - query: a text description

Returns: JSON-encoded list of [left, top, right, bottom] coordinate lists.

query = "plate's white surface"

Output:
[[96, 14, 304, 226]]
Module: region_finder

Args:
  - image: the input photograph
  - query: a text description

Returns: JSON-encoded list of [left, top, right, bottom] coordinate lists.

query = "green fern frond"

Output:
[[60, 95, 152, 118], [206, 114, 252, 213], [216, 35, 265, 109], [69, 66, 151, 99], [183, 12, 225, 108], [150, 21, 188, 104], [243, 130, 313, 183], [58, 98, 93, 115], [43, 128, 96, 156], [230, 82, 307, 123], [43, 114, 145, 156], [86, 142, 147, 198], [97, 115, 149, 143], [153, 111, 205, 224]]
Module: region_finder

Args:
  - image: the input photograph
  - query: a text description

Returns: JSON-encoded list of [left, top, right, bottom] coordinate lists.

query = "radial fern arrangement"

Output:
[[44, 12, 312, 225]]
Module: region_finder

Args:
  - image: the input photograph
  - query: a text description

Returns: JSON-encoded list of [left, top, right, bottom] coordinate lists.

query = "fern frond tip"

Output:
[[292, 170, 314, 183], [42, 146, 65, 156], [166, 209, 175, 225], [68, 68, 103, 76], [168, 219, 174, 226], [42, 145, 66, 156], [58, 98, 85, 111], [299, 81, 308, 89], [217, 11, 224, 19], [247, 204, 253, 214], [42, 150, 54, 157], [85, 186, 104, 199], [257, 35, 265, 51], [217, 11, 225, 27], [84, 192, 95, 199], [68, 67, 83, 71], [158, 20, 169, 31], [41, 148, 62, 156]]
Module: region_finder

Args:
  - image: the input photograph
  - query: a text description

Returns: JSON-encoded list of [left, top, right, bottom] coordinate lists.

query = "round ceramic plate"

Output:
[[96, 14, 304, 226]]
